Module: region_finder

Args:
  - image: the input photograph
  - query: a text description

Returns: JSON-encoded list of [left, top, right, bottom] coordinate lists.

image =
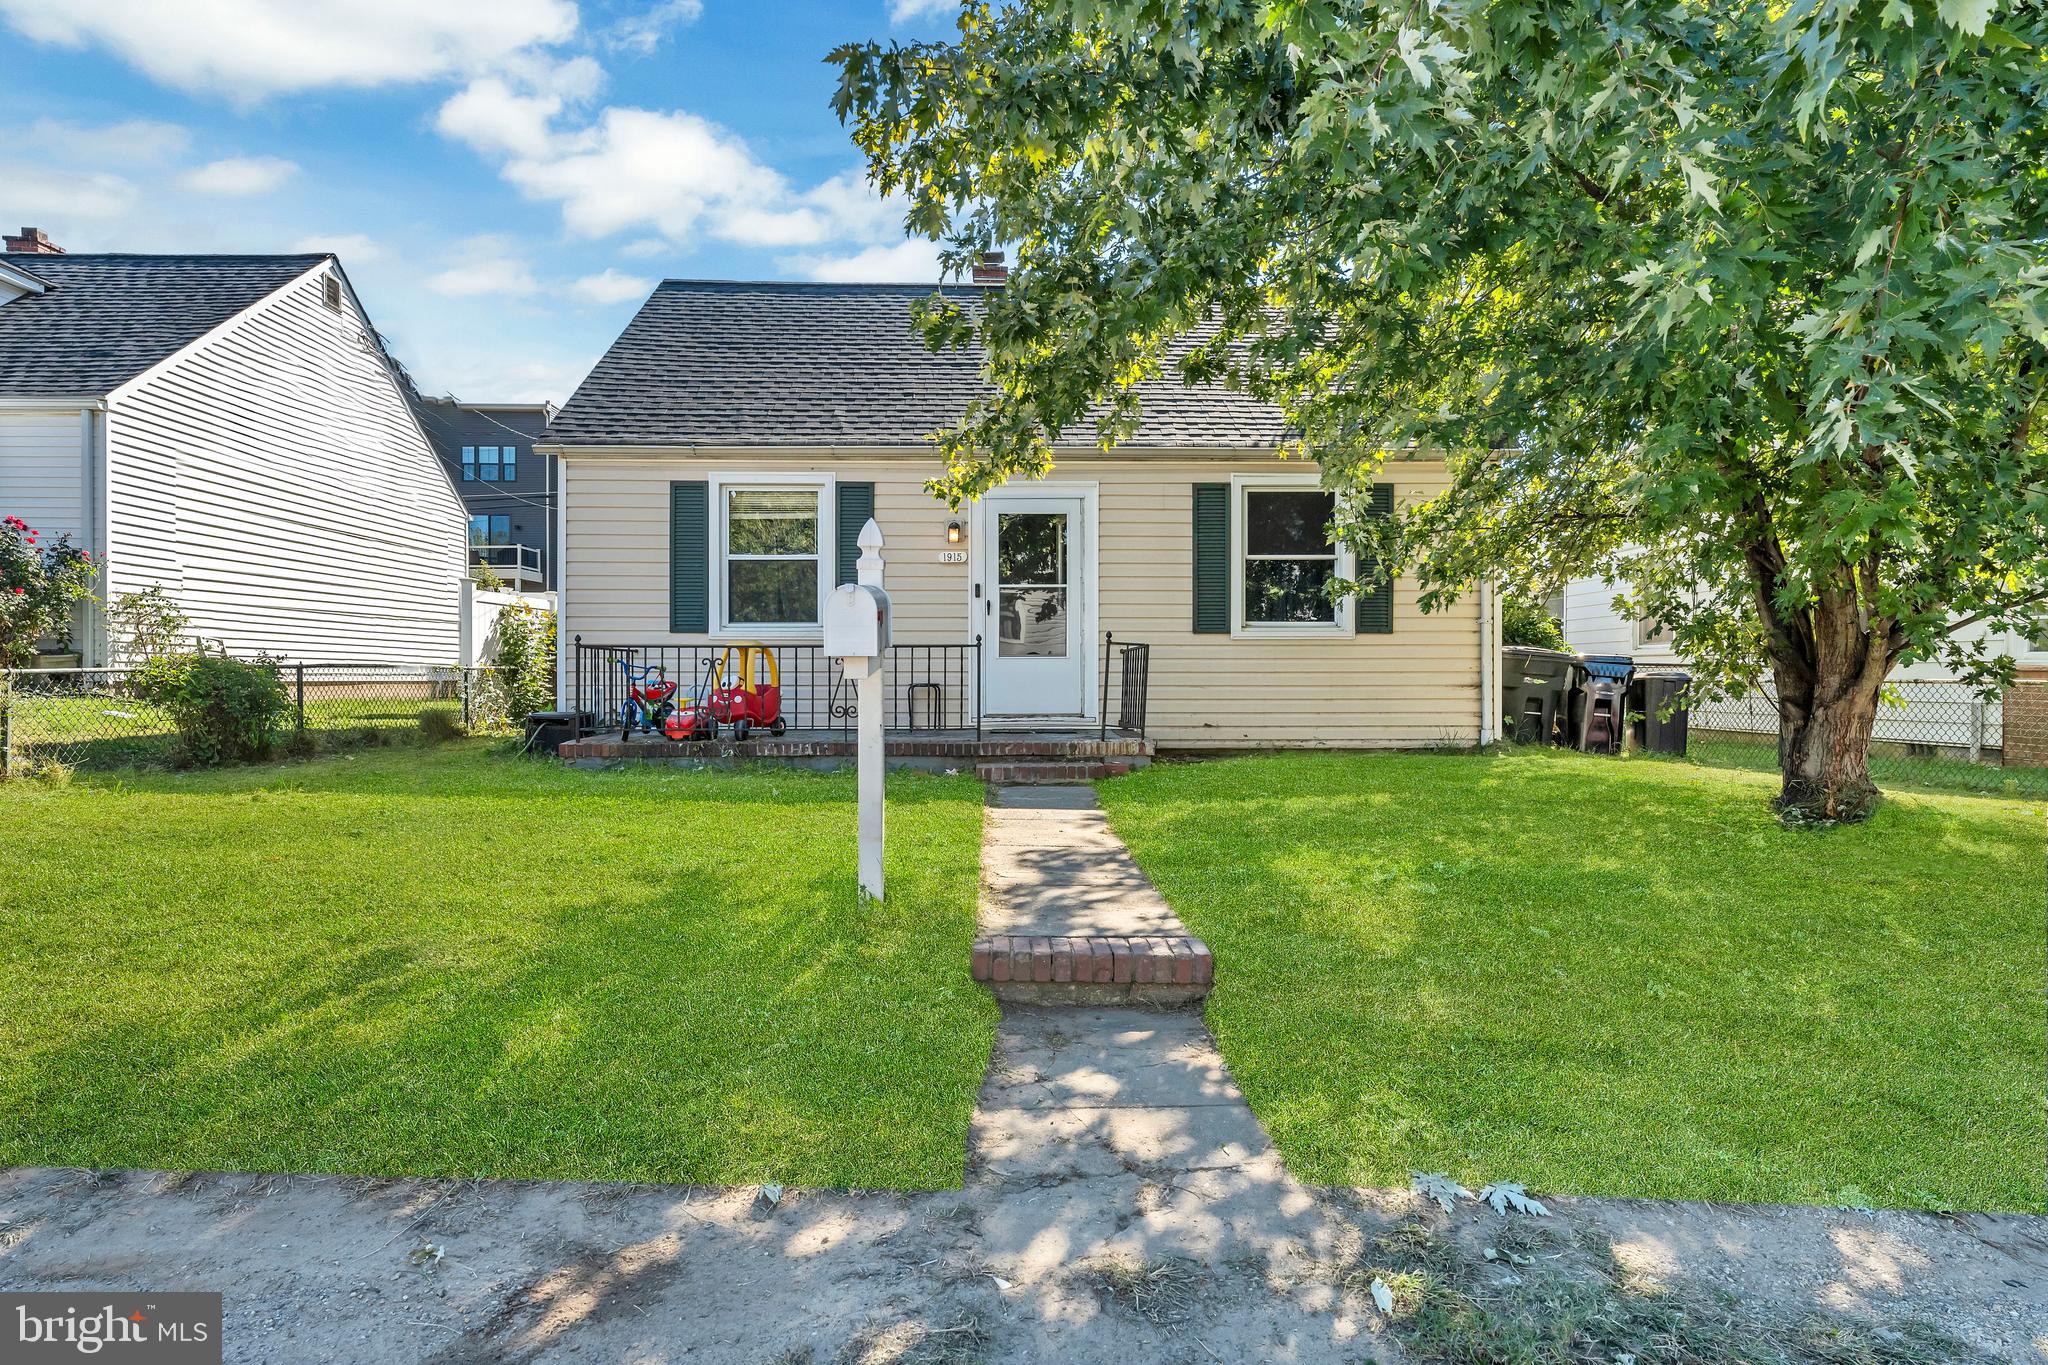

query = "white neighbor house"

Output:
[[1560, 575, 2048, 682], [0, 239, 468, 665]]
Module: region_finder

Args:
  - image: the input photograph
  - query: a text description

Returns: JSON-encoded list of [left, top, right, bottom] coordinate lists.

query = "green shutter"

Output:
[[1354, 482, 1395, 635], [835, 482, 875, 586], [1192, 483, 1230, 634], [669, 481, 709, 634]]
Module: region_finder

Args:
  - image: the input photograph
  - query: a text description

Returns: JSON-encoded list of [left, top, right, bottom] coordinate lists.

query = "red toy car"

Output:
[[706, 644, 785, 740]]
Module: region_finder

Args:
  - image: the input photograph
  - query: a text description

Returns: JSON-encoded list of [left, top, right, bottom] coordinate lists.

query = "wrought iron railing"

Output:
[[570, 638, 983, 739], [1100, 634, 1152, 740]]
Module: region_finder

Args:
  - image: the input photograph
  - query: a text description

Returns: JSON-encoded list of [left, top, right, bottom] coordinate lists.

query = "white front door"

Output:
[[974, 490, 1092, 719]]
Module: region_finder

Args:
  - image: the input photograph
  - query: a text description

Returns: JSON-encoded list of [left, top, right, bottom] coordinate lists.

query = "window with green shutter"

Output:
[[1191, 483, 1230, 633], [1354, 482, 1395, 635], [669, 481, 709, 634]]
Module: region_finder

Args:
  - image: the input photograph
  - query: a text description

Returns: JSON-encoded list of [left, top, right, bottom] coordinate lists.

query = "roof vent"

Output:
[[970, 251, 1007, 286], [322, 274, 343, 311], [4, 226, 63, 255]]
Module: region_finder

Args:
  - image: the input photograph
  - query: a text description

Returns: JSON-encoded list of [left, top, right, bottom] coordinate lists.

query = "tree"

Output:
[[833, 0, 2048, 820]]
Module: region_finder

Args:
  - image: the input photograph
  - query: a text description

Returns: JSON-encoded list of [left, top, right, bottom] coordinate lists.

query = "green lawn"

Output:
[[1100, 750, 2045, 1213], [0, 743, 995, 1188]]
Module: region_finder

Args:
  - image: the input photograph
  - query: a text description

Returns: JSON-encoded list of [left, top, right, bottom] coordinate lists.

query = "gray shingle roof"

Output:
[[550, 280, 1288, 449], [0, 253, 326, 396]]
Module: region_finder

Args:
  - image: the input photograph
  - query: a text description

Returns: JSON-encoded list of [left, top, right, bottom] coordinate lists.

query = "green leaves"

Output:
[[830, 0, 2048, 699]]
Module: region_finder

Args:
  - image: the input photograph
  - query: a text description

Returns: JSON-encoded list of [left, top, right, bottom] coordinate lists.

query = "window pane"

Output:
[[729, 559, 818, 624], [503, 450, 517, 480], [728, 490, 818, 555], [999, 587, 1068, 656], [461, 447, 475, 481], [1245, 490, 1335, 556], [468, 514, 488, 544], [1244, 559, 1337, 624], [997, 513, 1066, 584]]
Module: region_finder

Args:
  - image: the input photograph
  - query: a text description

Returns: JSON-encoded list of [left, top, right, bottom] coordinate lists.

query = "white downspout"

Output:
[[553, 457, 568, 711], [1478, 580, 1498, 746]]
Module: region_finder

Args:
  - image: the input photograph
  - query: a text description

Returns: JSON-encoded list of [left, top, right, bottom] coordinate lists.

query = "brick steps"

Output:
[[971, 933, 1212, 1005], [976, 760, 1144, 784]]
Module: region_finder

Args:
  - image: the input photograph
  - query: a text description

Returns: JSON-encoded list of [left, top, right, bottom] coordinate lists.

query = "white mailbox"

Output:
[[824, 582, 891, 661]]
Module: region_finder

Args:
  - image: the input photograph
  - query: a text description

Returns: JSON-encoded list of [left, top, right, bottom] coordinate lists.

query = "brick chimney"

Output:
[[3, 227, 63, 254], [970, 250, 1007, 286]]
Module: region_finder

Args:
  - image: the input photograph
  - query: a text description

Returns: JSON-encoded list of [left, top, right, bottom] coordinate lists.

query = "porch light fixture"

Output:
[[946, 519, 965, 544]]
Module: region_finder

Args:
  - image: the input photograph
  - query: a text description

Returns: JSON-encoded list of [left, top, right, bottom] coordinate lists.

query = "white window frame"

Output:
[[710, 472, 836, 639], [1229, 472, 1355, 637]]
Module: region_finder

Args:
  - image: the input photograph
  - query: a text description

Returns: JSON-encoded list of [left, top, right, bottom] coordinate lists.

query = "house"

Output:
[[413, 398, 559, 589], [1560, 574, 2047, 683], [542, 277, 1501, 750], [0, 232, 468, 665]]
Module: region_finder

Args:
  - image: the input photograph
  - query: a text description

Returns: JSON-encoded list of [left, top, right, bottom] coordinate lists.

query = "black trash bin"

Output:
[[524, 709, 595, 756], [1570, 656, 1634, 753], [1629, 670, 1691, 755], [1499, 646, 1575, 744]]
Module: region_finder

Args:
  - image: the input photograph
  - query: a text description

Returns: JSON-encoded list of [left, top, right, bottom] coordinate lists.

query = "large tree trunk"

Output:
[[1763, 583, 1891, 822], [1743, 527, 1892, 823]]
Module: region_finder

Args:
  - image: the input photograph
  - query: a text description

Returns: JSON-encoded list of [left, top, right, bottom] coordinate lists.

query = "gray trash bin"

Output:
[[1500, 646, 1574, 744], [1571, 656, 1634, 753], [1630, 670, 1691, 755]]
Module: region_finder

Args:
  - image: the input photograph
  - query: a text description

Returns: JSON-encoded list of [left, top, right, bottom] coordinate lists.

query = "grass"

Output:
[[1687, 727, 2048, 801], [1099, 749, 2046, 1213], [0, 742, 996, 1188]]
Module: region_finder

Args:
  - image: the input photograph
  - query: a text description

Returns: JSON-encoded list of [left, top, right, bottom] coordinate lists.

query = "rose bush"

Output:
[[1, 515, 95, 667]]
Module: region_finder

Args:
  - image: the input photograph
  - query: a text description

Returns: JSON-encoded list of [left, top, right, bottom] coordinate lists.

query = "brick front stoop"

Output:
[[970, 784, 1212, 1006]]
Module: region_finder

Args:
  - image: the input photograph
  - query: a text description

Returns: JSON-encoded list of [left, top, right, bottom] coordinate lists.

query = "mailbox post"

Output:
[[823, 519, 892, 899]]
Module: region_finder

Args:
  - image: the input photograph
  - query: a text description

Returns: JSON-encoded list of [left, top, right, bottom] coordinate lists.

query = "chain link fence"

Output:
[[1, 663, 512, 775], [1688, 679, 2045, 799]]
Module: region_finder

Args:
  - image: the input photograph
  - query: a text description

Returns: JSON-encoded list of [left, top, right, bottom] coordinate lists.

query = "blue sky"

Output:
[[0, 0, 959, 402]]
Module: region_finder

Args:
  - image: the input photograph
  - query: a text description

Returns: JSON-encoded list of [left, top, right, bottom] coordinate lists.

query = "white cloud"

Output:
[[178, 155, 300, 197], [436, 78, 568, 160], [615, 237, 670, 259], [288, 231, 387, 263], [497, 106, 804, 245], [425, 240, 541, 297], [604, 0, 702, 53], [888, 0, 956, 21], [568, 269, 654, 305], [0, 164, 139, 219], [785, 239, 946, 283], [0, 0, 578, 99], [26, 117, 191, 166]]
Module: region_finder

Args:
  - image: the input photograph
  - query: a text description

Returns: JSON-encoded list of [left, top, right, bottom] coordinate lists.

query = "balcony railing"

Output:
[[470, 543, 544, 586]]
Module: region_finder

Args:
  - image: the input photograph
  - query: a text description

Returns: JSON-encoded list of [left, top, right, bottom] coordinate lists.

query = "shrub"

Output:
[[494, 600, 556, 723], [134, 654, 289, 766], [1501, 588, 1570, 651], [108, 585, 190, 662], [0, 516, 95, 667], [417, 704, 464, 744]]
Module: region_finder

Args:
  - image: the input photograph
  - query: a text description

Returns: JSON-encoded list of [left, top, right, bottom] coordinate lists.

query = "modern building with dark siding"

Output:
[[414, 399, 558, 590]]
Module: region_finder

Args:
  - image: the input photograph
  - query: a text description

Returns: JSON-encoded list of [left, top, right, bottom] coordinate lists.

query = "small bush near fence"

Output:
[[1, 663, 511, 776], [131, 654, 291, 766]]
